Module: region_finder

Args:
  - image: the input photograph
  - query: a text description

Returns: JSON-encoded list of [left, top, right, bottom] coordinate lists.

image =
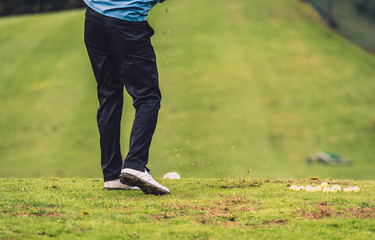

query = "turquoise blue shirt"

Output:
[[84, 0, 164, 22]]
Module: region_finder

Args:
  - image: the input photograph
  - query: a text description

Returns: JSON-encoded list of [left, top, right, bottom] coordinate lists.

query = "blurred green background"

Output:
[[0, 0, 374, 179], [309, 0, 375, 52]]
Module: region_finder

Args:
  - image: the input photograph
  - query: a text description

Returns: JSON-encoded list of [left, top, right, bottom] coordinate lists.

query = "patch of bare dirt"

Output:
[[293, 202, 333, 219], [3, 204, 70, 217], [263, 219, 289, 225], [293, 202, 375, 220], [337, 207, 375, 219], [149, 214, 168, 221], [216, 178, 262, 189], [154, 197, 260, 227], [5, 210, 67, 217]]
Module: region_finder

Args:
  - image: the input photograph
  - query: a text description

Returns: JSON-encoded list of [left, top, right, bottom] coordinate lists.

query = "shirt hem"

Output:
[[84, 0, 147, 22]]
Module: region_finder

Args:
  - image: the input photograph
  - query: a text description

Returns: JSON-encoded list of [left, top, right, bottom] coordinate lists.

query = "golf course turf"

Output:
[[1, 178, 374, 239]]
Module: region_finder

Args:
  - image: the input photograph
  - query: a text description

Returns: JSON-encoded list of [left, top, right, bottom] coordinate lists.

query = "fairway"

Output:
[[1, 0, 375, 180], [1, 178, 374, 239]]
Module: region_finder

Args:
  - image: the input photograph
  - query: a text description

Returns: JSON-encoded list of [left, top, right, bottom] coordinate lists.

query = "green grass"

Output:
[[1, 178, 374, 239], [1, 0, 375, 179]]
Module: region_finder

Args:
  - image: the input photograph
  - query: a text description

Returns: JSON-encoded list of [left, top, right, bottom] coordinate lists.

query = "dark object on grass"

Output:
[[307, 151, 351, 165]]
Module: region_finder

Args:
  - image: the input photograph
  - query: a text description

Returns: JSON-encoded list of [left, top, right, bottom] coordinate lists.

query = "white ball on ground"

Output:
[[290, 185, 297, 191], [323, 187, 331, 193], [353, 186, 360, 193], [163, 172, 181, 179], [321, 182, 329, 188]]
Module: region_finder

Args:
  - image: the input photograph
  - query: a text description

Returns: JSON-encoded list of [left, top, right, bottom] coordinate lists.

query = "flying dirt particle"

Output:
[[267, 100, 278, 108], [51, 126, 58, 133], [209, 104, 217, 112]]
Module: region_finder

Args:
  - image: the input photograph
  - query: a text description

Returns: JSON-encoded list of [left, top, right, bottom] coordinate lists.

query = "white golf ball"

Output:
[[162, 172, 181, 179], [323, 187, 331, 192], [331, 185, 341, 191], [315, 186, 322, 191], [321, 182, 329, 188], [290, 185, 297, 191], [353, 186, 360, 193]]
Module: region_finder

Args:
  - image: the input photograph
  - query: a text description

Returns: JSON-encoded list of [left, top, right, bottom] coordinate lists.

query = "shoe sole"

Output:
[[103, 187, 139, 191], [119, 173, 170, 196]]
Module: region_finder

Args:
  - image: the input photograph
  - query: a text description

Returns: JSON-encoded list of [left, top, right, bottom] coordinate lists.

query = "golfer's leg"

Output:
[[124, 56, 161, 172], [106, 20, 161, 172], [96, 79, 124, 182], [124, 28, 161, 172], [84, 8, 124, 181]]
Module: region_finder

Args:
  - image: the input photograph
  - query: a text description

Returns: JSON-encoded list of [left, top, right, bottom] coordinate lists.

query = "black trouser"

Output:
[[84, 7, 161, 181]]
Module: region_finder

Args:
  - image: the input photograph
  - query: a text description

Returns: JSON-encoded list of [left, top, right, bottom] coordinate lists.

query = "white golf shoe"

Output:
[[103, 179, 140, 190], [120, 168, 170, 195]]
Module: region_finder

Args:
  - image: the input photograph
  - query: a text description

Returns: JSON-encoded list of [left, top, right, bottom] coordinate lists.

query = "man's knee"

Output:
[[132, 87, 161, 109], [133, 96, 161, 111]]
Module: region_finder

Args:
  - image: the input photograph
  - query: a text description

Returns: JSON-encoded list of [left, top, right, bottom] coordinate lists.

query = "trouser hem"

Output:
[[104, 174, 121, 182], [122, 164, 146, 173]]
